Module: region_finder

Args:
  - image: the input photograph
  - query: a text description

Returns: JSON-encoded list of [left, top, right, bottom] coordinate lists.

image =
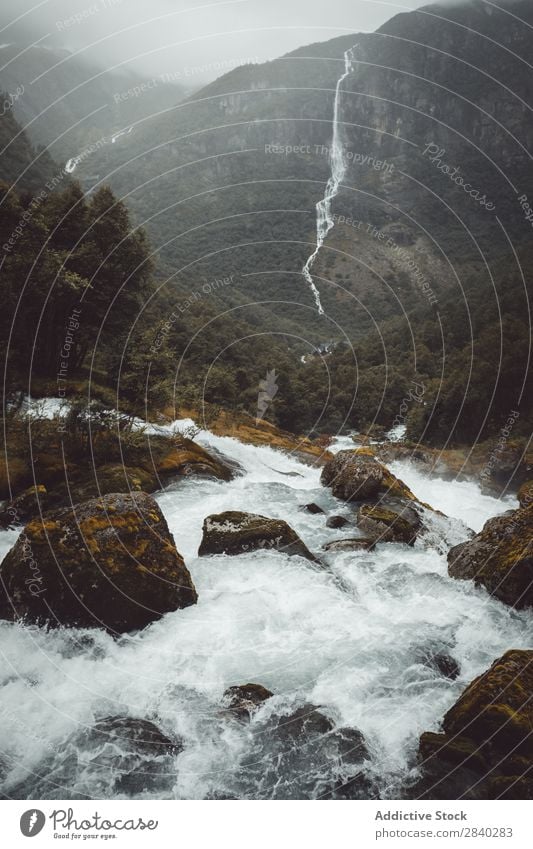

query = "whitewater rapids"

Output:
[[0, 425, 529, 799]]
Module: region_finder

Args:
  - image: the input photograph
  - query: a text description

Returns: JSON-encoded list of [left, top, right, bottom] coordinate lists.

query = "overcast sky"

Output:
[[0, 0, 429, 81]]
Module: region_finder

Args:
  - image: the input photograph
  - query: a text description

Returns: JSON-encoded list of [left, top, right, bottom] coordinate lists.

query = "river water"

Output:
[[0, 425, 529, 799]]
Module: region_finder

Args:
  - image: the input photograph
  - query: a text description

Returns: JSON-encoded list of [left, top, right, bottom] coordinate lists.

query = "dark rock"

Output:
[[198, 510, 318, 562], [323, 538, 375, 552], [357, 499, 422, 545], [153, 436, 234, 482], [517, 480, 533, 509], [320, 449, 417, 502], [448, 503, 533, 608], [9, 716, 182, 799], [273, 705, 334, 739], [223, 683, 273, 720], [411, 650, 533, 799], [0, 485, 47, 528], [425, 652, 460, 680], [0, 492, 197, 632], [300, 502, 325, 514], [326, 514, 350, 529]]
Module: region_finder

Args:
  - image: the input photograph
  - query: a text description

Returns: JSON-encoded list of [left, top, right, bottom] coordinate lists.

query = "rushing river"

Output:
[[0, 425, 529, 799]]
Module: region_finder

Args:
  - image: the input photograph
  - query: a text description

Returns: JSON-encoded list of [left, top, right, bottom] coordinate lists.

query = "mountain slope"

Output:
[[0, 45, 189, 165]]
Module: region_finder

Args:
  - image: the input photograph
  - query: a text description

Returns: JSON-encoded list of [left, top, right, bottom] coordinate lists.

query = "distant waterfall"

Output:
[[301, 45, 357, 315]]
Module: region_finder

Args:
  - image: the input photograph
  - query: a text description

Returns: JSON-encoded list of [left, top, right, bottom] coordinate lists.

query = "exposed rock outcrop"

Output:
[[301, 502, 325, 515], [323, 538, 374, 552], [448, 503, 533, 609], [198, 510, 318, 562], [223, 683, 273, 720], [0, 492, 197, 631], [9, 716, 182, 799], [320, 449, 417, 503], [326, 515, 350, 529], [357, 500, 422, 545], [412, 650, 533, 799]]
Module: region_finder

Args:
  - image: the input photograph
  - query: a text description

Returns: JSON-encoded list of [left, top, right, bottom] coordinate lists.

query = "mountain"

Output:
[[0, 45, 190, 166], [66, 2, 533, 340]]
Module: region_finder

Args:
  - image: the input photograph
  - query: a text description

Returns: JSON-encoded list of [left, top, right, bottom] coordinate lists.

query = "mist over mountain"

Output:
[[1, 0, 532, 442]]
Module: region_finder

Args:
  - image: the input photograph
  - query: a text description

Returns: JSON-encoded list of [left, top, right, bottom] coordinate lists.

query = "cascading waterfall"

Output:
[[302, 45, 357, 315]]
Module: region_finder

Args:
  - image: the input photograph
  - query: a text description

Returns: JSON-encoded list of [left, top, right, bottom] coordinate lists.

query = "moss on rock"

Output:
[[448, 503, 533, 608], [0, 491, 197, 632]]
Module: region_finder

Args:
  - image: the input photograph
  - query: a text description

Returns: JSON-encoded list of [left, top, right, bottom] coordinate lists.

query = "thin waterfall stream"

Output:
[[301, 46, 358, 314]]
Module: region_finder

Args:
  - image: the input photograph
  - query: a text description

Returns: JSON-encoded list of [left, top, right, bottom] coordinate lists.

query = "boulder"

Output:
[[326, 515, 350, 529], [222, 683, 273, 720], [149, 435, 235, 482], [255, 707, 371, 800], [517, 481, 533, 509], [0, 485, 47, 528], [320, 449, 417, 502], [357, 500, 422, 545], [412, 650, 533, 799], [323, 538, 375, 552], [0, 492, 197, 632], [300, 502, 325, 514], [424, 652, 460, 680], [272, 704, 334, 740], [198, 511, 318, 562], [448, 503, 533, 608], [9, 716, 182, 798]]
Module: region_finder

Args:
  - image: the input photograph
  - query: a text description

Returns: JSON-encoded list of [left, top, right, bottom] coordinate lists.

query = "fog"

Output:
[[0, 0, 429, 82]]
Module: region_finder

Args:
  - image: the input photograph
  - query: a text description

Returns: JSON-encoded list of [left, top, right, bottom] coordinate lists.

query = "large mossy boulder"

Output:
[[357, 500, 422, 544], [150, 435, 235, 482], [0, 492, 197, 632], [198, 510, 318, 562], [448, 503, 533, 608], [412, 650, 533, 799], [320, 449, 417, 502]]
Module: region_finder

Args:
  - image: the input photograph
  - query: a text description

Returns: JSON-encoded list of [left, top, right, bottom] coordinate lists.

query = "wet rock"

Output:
[[448, 503, 533, 608], [319, 727, 373, 800], [198, 511, 318, 562], [425, 652, 460, 680], [223, 683, 273, 720], [322, 538, 375, 552], [9, 716, 182, 799], [152, 435, 234, 482], [357, 500, 422, 545], [273, 705, 334, 740], [326, 514, 350, 529], [237, 707, 372, 800], [320, 449, 417, 502], [300, 502, 325, 514], [0, 485, 47, 528], [411, 650, 533, 799], [0, 492, 197, 632]]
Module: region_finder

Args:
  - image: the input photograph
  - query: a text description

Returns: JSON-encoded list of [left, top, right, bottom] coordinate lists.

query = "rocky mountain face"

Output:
[[65, 1, 533, 345]]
